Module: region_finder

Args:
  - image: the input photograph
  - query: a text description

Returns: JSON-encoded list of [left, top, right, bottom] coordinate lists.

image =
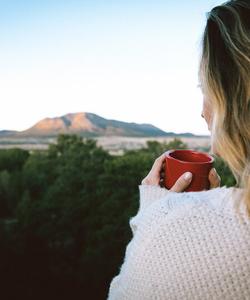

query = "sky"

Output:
[[0, 0, 223, 135]]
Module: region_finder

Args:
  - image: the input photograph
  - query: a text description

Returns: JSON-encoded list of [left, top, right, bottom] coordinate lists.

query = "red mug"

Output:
[[164, 149, 214, 192]]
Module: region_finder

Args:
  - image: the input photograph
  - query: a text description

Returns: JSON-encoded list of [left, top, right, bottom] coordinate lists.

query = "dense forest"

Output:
[[0, 135, 236, 300]]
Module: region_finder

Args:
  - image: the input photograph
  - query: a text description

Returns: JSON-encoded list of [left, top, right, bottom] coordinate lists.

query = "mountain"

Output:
[[14, 112, 173, 137], [2, 112, 201, 138]]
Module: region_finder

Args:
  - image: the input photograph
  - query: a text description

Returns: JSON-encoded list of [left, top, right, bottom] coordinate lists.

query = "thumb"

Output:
[[170, 172, 193, 192]]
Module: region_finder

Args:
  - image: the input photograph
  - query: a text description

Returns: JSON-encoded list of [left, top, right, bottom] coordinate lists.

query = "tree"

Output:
[[0, 170, 11, 217], [0, 148, 29, 172], [0, 136, 236, 299]]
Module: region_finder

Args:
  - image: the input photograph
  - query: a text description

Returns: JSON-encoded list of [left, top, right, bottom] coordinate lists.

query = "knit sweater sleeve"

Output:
[[107, 185, 170, 299], [129, 185, 169, 236], [138, 184, 170, 212]]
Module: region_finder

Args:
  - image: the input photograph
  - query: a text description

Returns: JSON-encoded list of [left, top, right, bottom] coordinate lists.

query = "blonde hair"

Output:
[[199, 0, 250, 214]]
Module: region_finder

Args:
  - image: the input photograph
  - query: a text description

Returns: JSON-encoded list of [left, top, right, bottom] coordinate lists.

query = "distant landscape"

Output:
[[0, 113, 228, 299], [0, 112, 210, 154], [0, 134, 235, 299]]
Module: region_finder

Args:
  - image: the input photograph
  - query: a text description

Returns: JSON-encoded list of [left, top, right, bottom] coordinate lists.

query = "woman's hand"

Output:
[[141, 153, 221, 192], [208, 167, 221, 189]]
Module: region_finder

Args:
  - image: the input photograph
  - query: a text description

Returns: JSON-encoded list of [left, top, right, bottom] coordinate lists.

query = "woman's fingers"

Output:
[[208, 168, 221, 189], [169, 168, 220, 191], [170, 172, 193, 192], [150, 153, 166, 175], [142, 157, 221, 191], [141, 153, 166, 186]]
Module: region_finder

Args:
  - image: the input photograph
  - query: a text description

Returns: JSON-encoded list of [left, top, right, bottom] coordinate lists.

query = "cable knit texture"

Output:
[[107, 185, 250, 300]]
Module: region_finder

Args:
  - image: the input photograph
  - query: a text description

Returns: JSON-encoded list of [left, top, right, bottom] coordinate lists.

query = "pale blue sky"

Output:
[[0, 0, 223, 134]]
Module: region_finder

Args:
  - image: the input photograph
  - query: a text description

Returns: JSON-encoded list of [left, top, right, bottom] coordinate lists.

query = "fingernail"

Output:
[[184, 172, 192, 181], [211, 168, 217, 176]]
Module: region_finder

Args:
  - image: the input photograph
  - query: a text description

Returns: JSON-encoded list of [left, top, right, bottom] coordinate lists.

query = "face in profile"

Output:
[[201, 97, 213, 131], [200, 85, 213, 131], [201, 93, 218, 155]]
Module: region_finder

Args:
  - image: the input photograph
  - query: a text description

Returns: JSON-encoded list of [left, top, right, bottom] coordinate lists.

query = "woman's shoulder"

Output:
[[135, 185, 248, 237], [145, 185, 246, 219], [186, 186, 245, 215]]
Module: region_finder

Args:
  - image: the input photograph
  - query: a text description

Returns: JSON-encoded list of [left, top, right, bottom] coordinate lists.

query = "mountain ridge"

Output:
[[0, 112, 206, 138]]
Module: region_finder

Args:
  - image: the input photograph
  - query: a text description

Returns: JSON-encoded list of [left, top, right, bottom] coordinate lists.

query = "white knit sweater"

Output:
[[107, 185, 250, 300]]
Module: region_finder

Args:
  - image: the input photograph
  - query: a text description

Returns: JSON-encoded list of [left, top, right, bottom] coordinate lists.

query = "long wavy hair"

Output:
[[199, 0, 250, 214]]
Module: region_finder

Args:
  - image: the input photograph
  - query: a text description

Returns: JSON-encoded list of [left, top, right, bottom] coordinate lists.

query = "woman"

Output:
[[108, 1, 250, 299]]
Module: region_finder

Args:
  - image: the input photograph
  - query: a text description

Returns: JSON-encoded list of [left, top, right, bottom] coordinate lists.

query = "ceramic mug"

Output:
[[164, 149, 214, 192]]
